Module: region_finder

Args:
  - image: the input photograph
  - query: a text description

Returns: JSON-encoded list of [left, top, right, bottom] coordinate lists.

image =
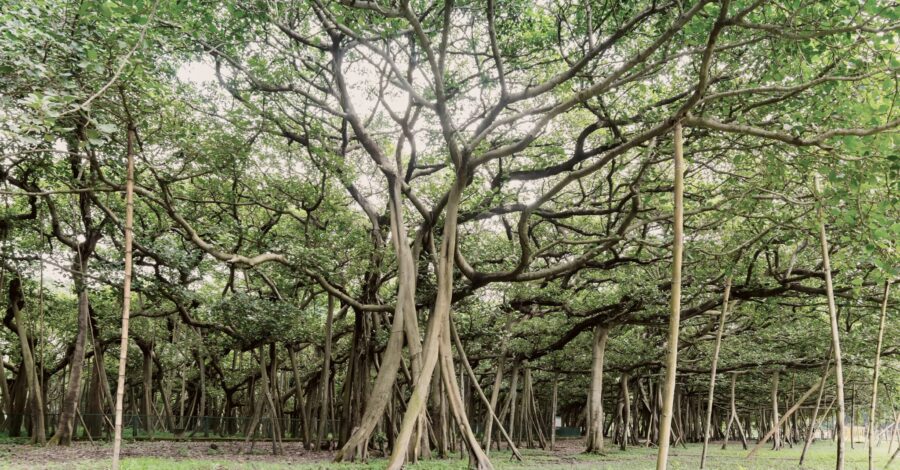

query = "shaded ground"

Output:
[[0, 437, 893, 469]]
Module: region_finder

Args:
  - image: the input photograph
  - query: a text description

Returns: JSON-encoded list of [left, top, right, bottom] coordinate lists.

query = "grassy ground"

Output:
[[0, 438, 894, 469]]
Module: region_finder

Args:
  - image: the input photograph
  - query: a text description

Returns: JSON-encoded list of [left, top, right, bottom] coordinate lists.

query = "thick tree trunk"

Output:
[[8, 370, 27, 437], [656, 121, 685, 470], [437, 315, 493, 469], [51, 288, 90, 445], [335, 173, 416, 463], [585, 325, 610, 453], [386, 176, 475, 470]]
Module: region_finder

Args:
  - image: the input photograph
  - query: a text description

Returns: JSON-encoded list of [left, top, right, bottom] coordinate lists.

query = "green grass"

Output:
[[1, 441, 895, 469]]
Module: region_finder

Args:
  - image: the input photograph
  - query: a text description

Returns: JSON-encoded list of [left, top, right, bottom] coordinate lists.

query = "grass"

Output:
[[0, 441, 895, 469]]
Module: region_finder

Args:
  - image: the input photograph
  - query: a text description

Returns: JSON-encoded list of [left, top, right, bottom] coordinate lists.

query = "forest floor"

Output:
[[0, 437, 894, 469]]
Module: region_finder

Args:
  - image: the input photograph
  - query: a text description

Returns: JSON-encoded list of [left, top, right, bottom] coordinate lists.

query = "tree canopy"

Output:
[[0, 0, 897, 469]]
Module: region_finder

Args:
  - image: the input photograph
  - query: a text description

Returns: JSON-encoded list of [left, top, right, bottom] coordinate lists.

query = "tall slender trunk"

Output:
[[437, 314, 492, 469], [550, 376, 558, 451], [656, 121, 685, 470], [316, 295, 334, 449], [482, 355, 505, 452], [139, 341, 154, 433], [194, 346, 206, 432], [619, 372, 631, 451], [288, 345, 310, 445], [111, 126, 136, 468], [722, 373, 748, 450], [259, 345, 283, 455], [450, 320, 521, 460], [700, 277, 732, 468], [771, 371, 781, 450], [800, 348, 832, 464], [816, 175, 846, 470], [507, 363, 520, 446], [869, 281, 890, 470]]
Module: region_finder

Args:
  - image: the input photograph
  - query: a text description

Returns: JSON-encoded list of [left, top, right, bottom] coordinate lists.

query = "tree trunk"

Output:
[[450, 319, 522, 460], [800, 350, 832, 465], [482, 355, 505, 452], [8, 279, 45, 444], [288, 345, 310, 445], [50, 288, 90, 446], [656, 121, 685, 470], [816, 174, 847, 470], [335, 174, 415, 463], [771, 371, 781, 450], [386, 176, 476, 470], [750, 365, 831, 458], [111, 126, 135, 464], [316, 295, 334, 450], [869, 281, 890, 470], [619, 372, 631, 451], [585, 325, 610, 453], [139, 342, 154, 433], [701, 276, 732, 468], [550, 376, 558, 450]]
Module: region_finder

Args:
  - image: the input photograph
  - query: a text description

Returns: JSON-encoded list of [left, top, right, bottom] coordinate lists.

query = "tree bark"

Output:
[[386, 176, 473, 470], [50, 288, 90, 445], [450, 319, 522, 460], [585, 325, 610, 453], [749, 365, 831, 458], [800, 349, 832, 464], [816, 174, 847, 470], [700, 277, 732, 468], [869, 281, 890, 470], [139, 341, 154, 433], [8, 278, 45, 444], [482, 354, 504, 452], [316, 295, 334, 450], [771, 371, 781, 450], [656, 121, 685, 470], [334, 173, 415, 463], [550, 376, 558, 451], [618, 372, 631, 451], [111, 126, 135, 464]]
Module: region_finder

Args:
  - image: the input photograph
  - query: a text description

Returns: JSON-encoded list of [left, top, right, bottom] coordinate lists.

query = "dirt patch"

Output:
[[0, 440, 334, 467]]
